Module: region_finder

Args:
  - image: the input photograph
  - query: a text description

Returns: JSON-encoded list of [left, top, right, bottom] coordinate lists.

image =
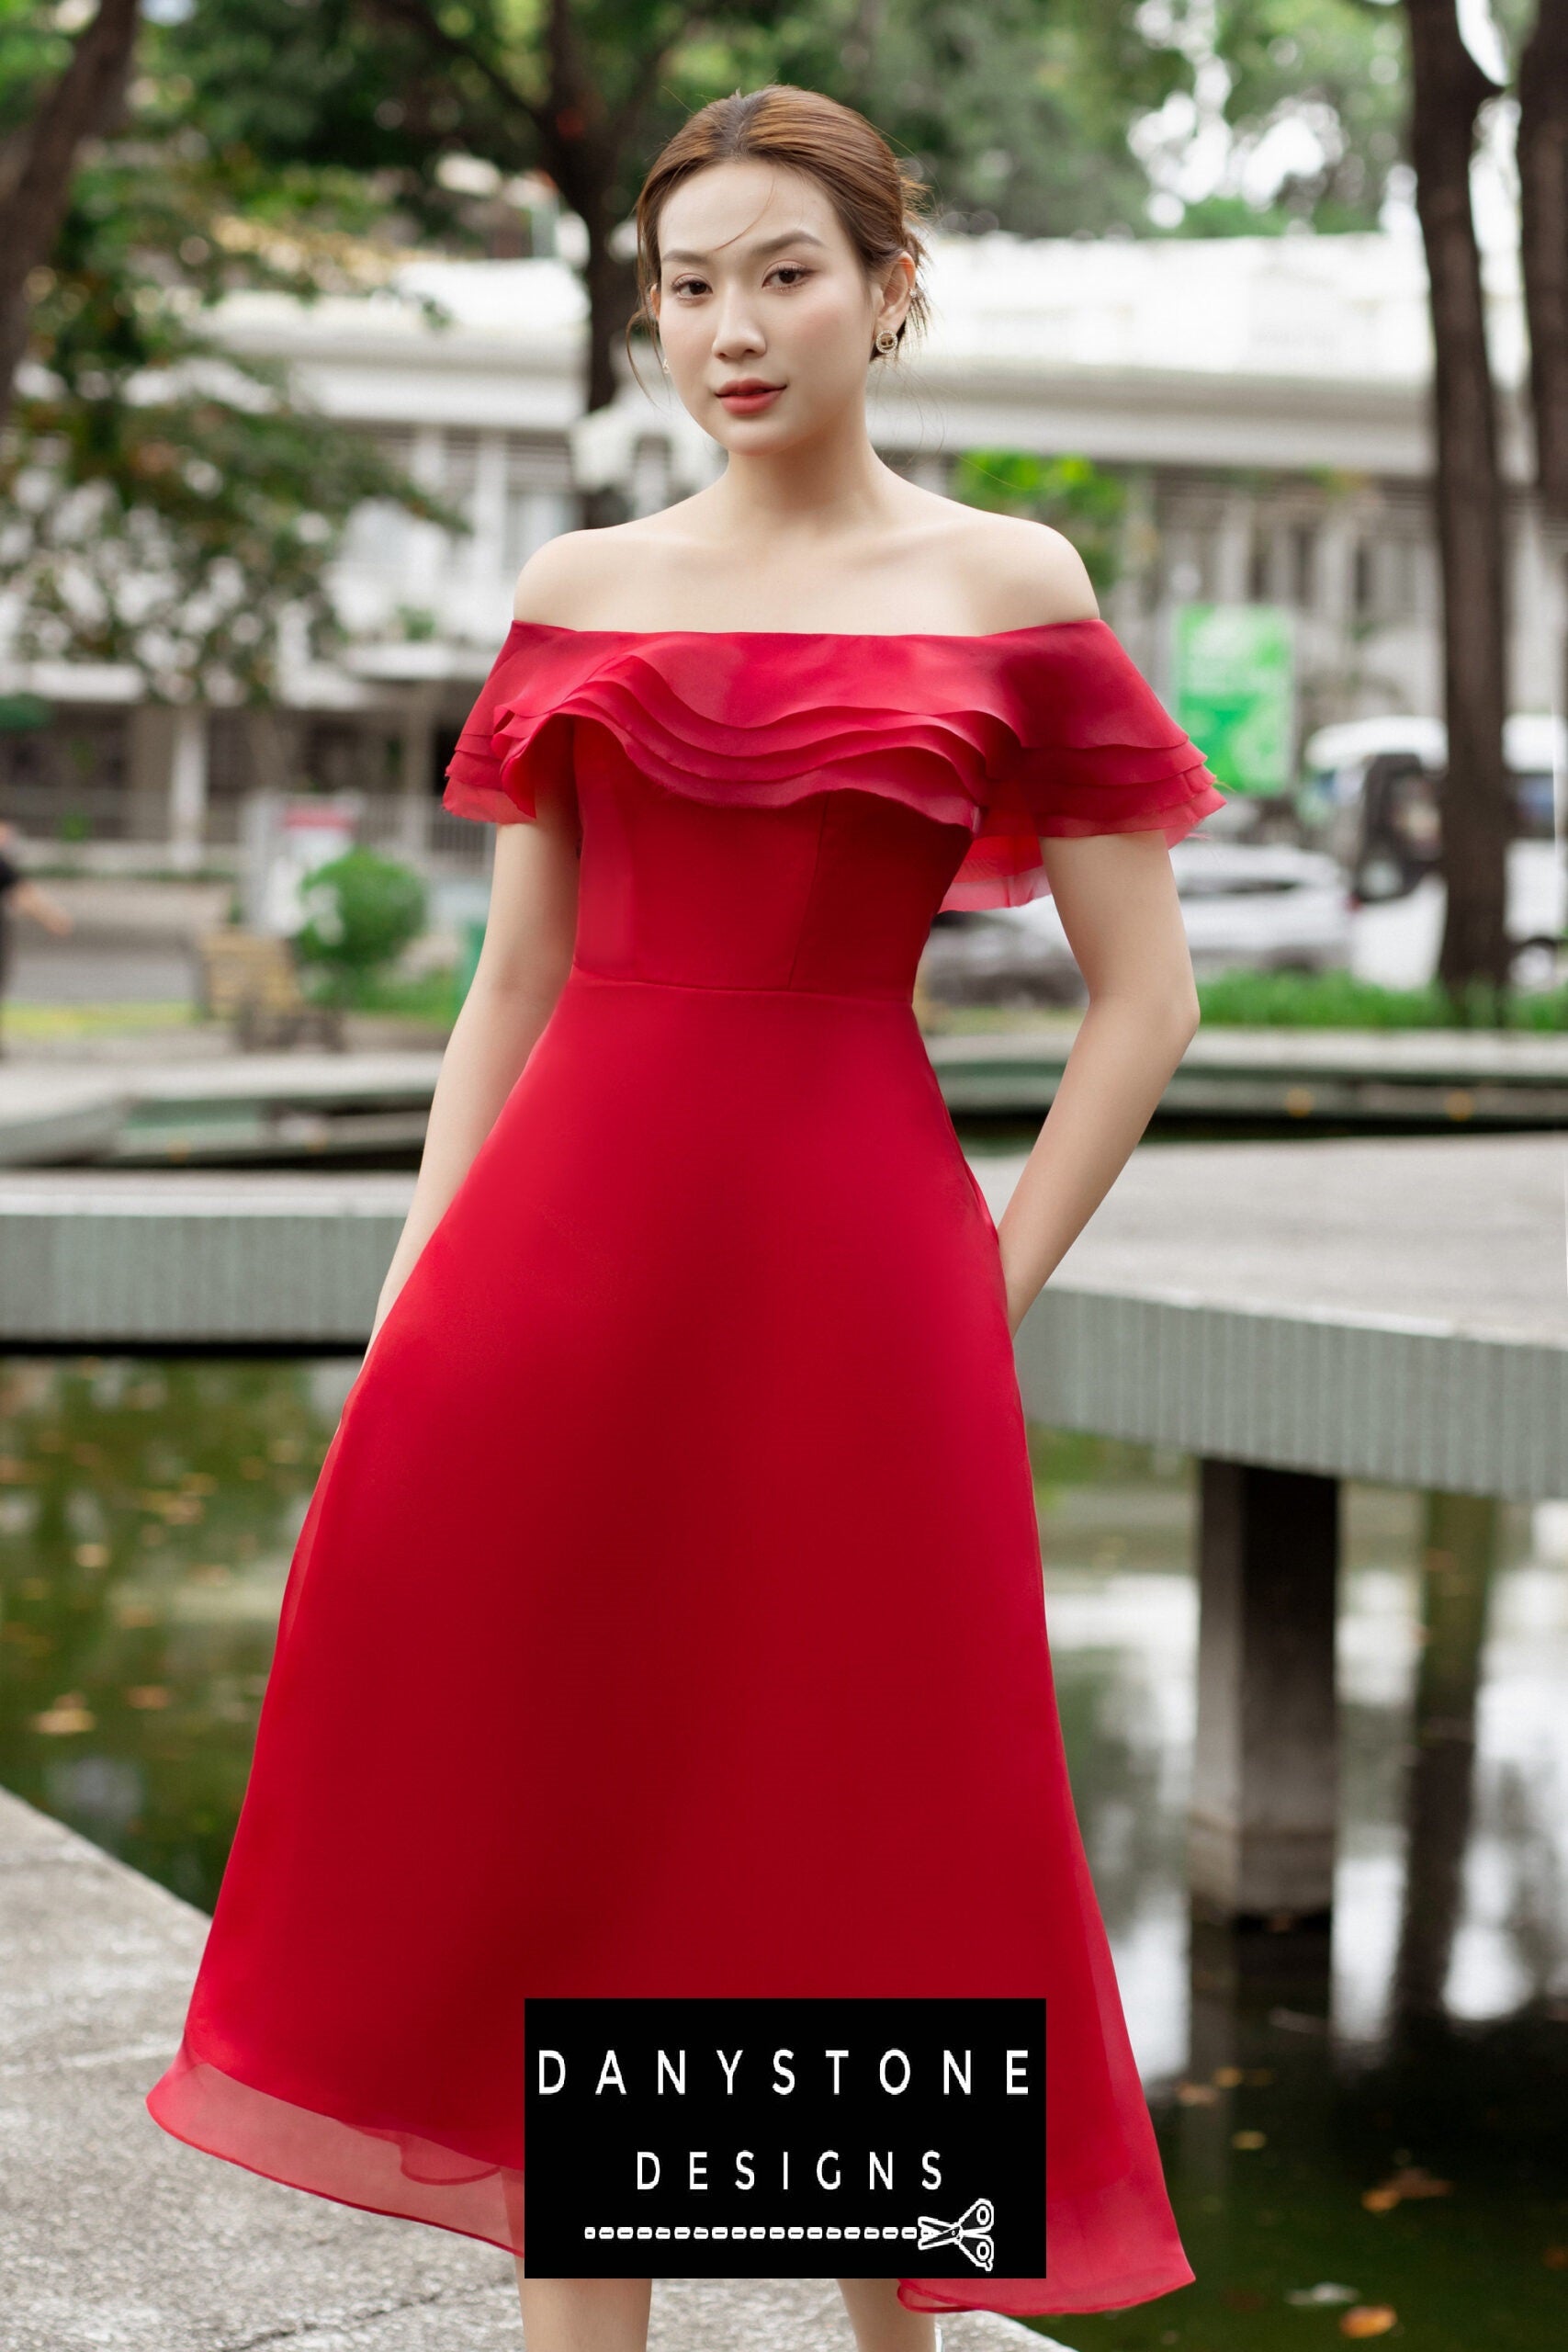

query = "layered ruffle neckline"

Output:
[[444, 618, 1227, 910]]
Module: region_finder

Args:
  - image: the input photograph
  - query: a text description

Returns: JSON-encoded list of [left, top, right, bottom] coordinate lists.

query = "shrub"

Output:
[[294, 849, 426, 1005]]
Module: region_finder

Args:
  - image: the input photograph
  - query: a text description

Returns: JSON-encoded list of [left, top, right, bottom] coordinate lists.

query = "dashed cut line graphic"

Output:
[[583, 2223, 920, 2240]]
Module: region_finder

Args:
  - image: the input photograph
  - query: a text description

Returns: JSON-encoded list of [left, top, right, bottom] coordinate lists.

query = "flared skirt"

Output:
[[144, 963, 1193, 2317]]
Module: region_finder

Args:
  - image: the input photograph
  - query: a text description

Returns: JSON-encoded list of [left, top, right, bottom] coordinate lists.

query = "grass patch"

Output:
[[1195, 968, 1568, 1030], [302, 967, 460, 1025], [0, 1001, 200, 1040], [923, 970, 1568, 1034]]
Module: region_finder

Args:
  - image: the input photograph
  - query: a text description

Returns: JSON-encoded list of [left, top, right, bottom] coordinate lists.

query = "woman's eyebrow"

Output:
[[662, 229, 829, 265]]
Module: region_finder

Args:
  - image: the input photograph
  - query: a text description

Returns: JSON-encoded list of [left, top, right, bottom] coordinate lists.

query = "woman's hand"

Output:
[[1000, 1261, 1037, 1342]]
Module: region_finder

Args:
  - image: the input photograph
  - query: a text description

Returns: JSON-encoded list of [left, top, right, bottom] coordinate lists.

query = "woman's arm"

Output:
[[994, 828, 1201, 1338], [368, 775, 581, 1343], [9, 879, 73, 936]]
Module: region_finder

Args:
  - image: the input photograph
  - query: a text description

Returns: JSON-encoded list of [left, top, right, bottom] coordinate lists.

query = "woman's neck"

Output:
[[697, 431, 908, 549]]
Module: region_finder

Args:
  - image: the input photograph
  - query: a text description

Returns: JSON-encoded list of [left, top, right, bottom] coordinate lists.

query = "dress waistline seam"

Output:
[[567, 964, 911, 1007]]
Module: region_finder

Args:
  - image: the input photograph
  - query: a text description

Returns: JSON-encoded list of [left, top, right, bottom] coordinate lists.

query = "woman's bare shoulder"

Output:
[[944, 507, 1100, 629], [512, 510, 705, 627], [512, 530, 609, 626]]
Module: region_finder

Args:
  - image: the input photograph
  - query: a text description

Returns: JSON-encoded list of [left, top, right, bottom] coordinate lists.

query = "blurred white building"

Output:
[[1, 223, 1561, 868]]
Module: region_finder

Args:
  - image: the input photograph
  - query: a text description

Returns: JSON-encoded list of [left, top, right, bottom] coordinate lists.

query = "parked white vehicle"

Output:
[[919, 838, 1351, 1007], [1299, 711, 1565, 905], [1295, 710, 1566, 989]]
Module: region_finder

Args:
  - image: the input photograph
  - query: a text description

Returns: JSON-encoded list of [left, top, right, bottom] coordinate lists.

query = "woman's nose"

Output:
[[711, 300, 764, 356]]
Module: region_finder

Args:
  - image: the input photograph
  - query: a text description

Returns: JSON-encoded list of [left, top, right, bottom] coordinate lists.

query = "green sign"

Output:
[[1172, 604, 1295, 795], [0, 694, 51, 732]]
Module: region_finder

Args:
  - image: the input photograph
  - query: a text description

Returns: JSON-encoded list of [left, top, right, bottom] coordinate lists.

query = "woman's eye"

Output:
[[670, 267, 809, 296]]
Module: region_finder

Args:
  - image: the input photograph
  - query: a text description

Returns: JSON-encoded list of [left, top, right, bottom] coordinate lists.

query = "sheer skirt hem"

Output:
[[145, 2043, 1194, 2318], [144, 2040, 526, 2256]]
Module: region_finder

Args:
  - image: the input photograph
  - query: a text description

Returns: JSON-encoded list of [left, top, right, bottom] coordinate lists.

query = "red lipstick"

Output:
[[716, 379, 784, 415]]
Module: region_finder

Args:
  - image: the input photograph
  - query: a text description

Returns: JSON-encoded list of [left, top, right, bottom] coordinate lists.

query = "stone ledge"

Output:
[[0, 1786, 1061, 2352]]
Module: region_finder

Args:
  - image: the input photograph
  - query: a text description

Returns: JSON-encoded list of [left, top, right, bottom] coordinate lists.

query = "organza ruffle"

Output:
[[145, 2037, 527, 2253], [147, 2040, 1192, 2316], [442, 620, 1225, 910]]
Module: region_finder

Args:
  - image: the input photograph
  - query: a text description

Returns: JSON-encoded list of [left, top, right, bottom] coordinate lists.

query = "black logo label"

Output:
[[523, 1997, 1046, 2277]]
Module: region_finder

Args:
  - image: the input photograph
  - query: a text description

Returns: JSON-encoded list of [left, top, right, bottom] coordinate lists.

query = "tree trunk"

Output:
[[1404, 0, 1512, 1004], [537, 0, 652, 527], [537, 158, 632, 529], [0, 0, 141, 419], [575, 215, 641, 529], [581, 208, 626, 417], [357, 0, 678, 529], [1518, 0, 1568, 528]]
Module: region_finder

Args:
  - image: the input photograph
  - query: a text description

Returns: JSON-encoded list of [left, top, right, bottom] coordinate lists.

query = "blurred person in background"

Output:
[[0, 820, 74, 1056]]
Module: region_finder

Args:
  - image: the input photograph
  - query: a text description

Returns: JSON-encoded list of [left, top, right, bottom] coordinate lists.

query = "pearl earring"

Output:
[[874, 327, 898, 355]]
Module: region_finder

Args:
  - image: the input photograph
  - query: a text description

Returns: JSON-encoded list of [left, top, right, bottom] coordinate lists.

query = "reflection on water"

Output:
[[2, 1364, 1565, 2346], [0, 1356, 355, 1906], [1032, 1435, 1568, 2352]]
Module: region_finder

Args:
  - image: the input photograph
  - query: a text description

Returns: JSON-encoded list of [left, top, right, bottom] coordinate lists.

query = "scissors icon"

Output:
[[915, 2194, 995, 2271]]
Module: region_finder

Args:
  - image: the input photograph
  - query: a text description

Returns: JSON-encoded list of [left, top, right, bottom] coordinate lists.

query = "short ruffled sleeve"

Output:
[[443, 625, 574, 825], [938, 621, 1227, 911]]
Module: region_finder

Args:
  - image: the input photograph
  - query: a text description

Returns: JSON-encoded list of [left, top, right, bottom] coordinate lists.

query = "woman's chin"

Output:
[[710, 407, 788, 436], [705, 405, 831, 457]]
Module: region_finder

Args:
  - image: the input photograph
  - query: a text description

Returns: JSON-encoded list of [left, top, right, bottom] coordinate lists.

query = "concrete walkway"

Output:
[[0, 1789, 1063, 2352], [931, 1019, 1568, 1125], [0, 1053, 445, 1169], [6, 1023, 1568, 1170], [2, 1131, 1561, 1497]]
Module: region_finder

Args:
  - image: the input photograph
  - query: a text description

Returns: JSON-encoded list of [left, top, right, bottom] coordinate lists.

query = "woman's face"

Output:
[[650, 158, 911, 450]]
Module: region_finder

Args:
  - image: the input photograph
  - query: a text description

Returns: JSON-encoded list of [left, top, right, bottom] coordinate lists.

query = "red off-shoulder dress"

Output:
[[145, 620, 1223, 2317]]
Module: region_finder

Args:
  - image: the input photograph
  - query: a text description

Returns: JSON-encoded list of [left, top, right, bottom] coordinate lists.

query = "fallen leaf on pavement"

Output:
[[1362, 2163, 1453, 2211]]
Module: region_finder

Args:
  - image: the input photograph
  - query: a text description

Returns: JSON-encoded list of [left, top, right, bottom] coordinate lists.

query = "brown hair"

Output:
[[626, 85, 932, 379]]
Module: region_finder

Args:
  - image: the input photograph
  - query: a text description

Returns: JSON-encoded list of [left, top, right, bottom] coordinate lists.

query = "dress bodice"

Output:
[[444, 621, 1225, 999], [567, 723, 973, 997]]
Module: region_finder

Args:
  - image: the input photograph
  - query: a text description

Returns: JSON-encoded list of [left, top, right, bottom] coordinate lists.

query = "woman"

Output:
[[0, 819, 73, 1056], [146, 85, 1222, 2352]]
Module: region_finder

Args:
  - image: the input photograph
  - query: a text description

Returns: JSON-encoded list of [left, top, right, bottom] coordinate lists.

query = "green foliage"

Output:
[[162, 0, 739, 243], [949, 450, 1128, 592], [394, 604, 440, 642], [161, 0, 1198, 249], [1207, 0, 1409, 231], [134, 0, 519, 241], [0, 27, 465, 702], [803, 0, 1194, 238], [293, 849, 427, 1000], [1195, 967, 1568, 1031], [337, 963, 461, 1023], [0, 0, 68, 137], [1162, 194, 1292, 238]]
